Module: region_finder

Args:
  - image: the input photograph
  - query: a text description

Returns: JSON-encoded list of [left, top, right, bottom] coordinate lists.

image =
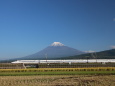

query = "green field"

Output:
[[0, 71, 115, 76]]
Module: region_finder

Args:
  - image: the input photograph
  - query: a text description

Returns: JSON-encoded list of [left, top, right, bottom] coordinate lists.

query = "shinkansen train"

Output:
[[11, 59, 115, 64]]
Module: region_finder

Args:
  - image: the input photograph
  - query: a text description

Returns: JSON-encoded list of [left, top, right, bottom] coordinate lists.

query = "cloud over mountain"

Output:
[[85, 50, 95, 53], [111, 46, 115, 49]]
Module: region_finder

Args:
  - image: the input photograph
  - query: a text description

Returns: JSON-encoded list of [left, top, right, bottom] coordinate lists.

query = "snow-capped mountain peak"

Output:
[[13, 42, 84, 60], [51, 42, 65, 46]]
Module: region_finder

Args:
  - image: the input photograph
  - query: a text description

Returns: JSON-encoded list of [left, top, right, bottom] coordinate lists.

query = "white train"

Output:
[[11, 59, 115, 64]]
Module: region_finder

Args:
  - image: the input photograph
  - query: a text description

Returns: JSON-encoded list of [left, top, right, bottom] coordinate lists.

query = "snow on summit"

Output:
[[51, 42, 64, 46]]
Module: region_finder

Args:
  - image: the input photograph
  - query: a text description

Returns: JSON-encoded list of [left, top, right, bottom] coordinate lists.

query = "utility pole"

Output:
[[45, 53, 48, 64], [91, 52, 97, 63], [86, 56, 89, 63], [94, 52, 97, 63]]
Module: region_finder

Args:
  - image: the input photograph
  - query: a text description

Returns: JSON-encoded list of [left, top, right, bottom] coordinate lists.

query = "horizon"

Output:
[[0, 0, 115, 60]]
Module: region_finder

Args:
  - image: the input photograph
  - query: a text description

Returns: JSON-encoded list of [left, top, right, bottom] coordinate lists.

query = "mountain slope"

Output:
[[20, 46, 84, 59], [60, 49, 115, 59], [8, 42, 84, 60], [19, 42, 84, 60], [1, 46, 115, 63]]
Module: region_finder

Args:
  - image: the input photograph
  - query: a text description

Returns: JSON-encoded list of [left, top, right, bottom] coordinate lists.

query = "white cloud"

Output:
[[85, 50, 95, 53], [111, 46, 115, 49]]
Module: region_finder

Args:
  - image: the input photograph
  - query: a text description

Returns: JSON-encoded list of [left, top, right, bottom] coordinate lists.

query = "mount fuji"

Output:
[[14, 42, 85, 60]]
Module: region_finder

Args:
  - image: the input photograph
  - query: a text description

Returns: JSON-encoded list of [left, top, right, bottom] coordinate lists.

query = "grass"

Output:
[[0, 70, 115, 76]]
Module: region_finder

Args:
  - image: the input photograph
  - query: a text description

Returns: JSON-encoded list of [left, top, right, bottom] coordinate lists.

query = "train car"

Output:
[[12, 59, 115, 64]]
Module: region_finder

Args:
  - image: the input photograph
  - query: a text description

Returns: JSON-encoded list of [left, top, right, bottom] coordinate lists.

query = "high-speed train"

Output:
[[11, 59, 115, 64]]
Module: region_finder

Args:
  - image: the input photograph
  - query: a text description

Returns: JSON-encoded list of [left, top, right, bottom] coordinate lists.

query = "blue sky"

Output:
[[0, 0, 115, 60]]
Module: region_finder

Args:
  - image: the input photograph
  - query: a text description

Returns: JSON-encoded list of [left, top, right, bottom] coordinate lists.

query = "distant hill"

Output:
[[59, 49, 115, 59]]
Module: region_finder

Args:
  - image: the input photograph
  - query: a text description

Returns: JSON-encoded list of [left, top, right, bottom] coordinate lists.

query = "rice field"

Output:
[[0, 63, 115, 86], [0, 75, 115, 86]]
